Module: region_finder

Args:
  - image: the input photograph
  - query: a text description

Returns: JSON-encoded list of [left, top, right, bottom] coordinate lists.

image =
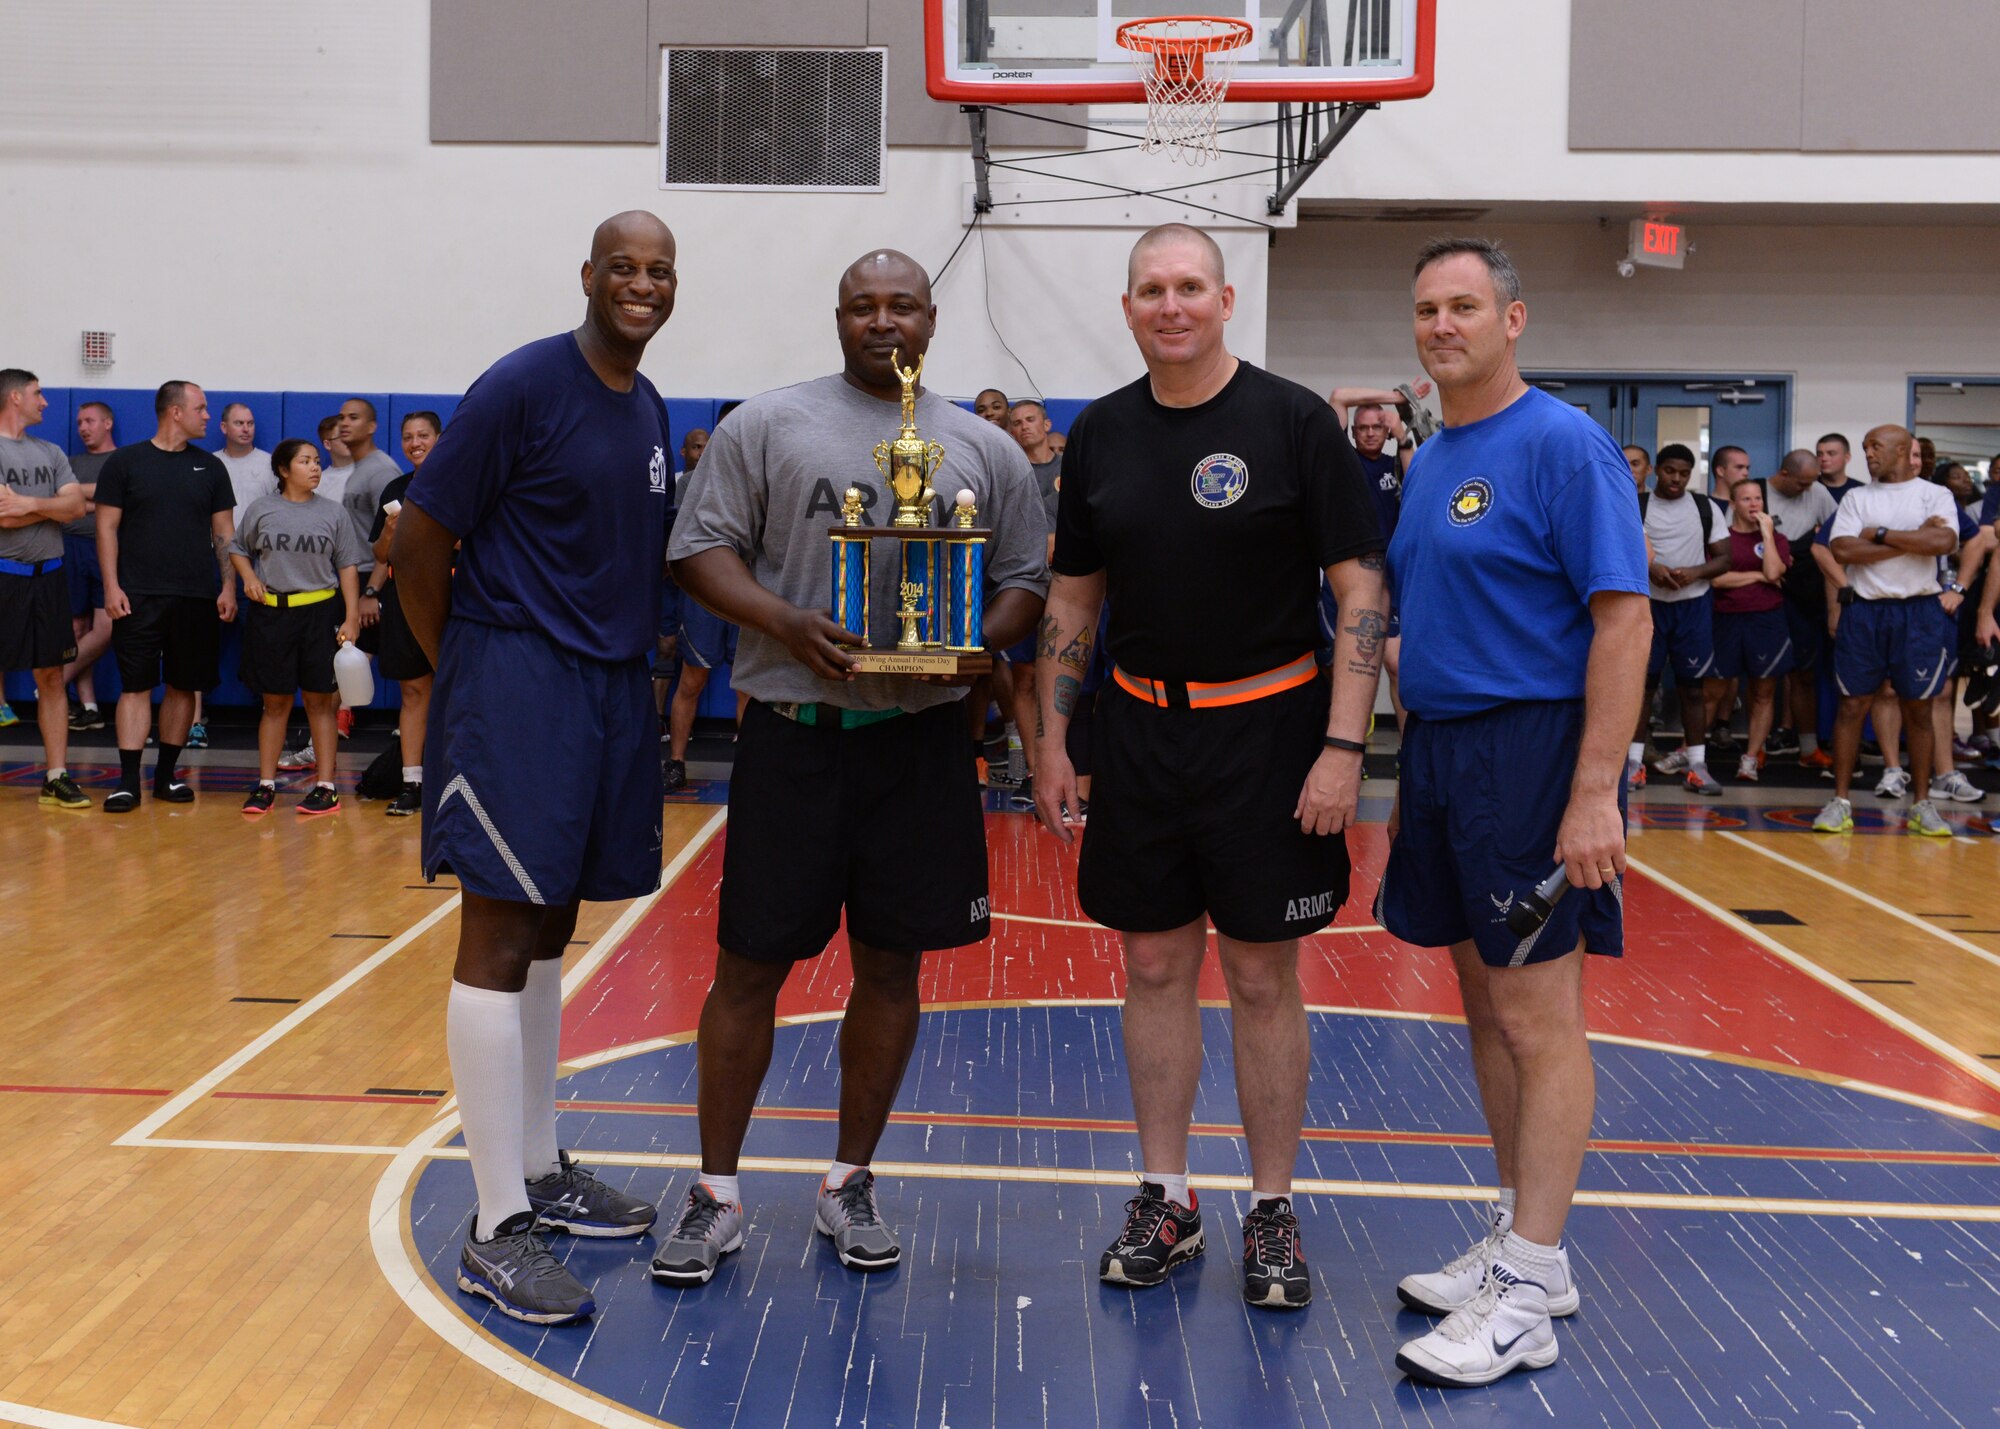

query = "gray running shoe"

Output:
[[1930, 771, 1983, 804], [1683, 763, 1723, 796], [1811, 796, 1853, 833], [1907, 800, 1954, 838], [456, 1212, 596, 1324], [526, 1150, 658, 1237], [1652, 747, 1693, 775], [1874, 766, 1911, 799], [650, 1182, 744, 1286], [816, 1169, 901, 1271]]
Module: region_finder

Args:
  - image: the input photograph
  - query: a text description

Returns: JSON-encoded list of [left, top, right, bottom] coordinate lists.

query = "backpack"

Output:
[[1638, 490, 1716, 546], [357, 743, 403, 800]]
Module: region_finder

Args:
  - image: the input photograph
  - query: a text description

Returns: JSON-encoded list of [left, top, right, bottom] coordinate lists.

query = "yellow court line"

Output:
[[1717, 829, 2000, 975], [1627, 853, 2000, 1098]]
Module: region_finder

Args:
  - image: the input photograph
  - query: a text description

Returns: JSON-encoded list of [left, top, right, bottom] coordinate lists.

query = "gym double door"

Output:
[[1528, 374, 1793, 488]]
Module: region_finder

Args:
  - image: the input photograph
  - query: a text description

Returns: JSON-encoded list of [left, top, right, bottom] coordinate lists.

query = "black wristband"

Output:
[[1321, 735, 1366, 754]]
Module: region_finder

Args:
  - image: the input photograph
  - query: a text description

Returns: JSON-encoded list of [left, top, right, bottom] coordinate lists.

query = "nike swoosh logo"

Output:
[[1493, 1326, 1534, 1357]]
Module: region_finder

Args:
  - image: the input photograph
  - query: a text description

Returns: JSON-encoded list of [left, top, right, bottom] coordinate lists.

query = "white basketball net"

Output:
[[1119, 18, 1252, 166]]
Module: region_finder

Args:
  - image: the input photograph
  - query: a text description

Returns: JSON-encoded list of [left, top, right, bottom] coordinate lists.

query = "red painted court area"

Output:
[[561, 816, 2000, 1117]]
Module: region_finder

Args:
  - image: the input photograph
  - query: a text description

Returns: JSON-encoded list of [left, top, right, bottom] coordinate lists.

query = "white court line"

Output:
[[1717, 828, 2000, 974], [1627, 853, 2000, 1098], [113, 894, 464, 1148], [0, 1400, 143, 1429], [992, 911, 1383, 935]]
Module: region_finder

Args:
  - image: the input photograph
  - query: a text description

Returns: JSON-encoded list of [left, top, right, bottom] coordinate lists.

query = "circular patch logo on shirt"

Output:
[[1190, 453, 1249, 509], [1447, 478, 1494, 526]]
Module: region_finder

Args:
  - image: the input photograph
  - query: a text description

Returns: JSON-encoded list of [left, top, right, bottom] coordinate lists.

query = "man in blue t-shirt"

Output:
[[391, 211, 680, 1327], [1378, 239, 1650, 1390]]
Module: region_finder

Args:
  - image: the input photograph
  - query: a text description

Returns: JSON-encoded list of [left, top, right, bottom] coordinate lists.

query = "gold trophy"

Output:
[[827, 350, 993, 676]]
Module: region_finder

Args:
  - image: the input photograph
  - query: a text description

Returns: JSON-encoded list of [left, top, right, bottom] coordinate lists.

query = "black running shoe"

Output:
[[1099, 1182, 1203, 1287], [662, 758, 688, 793], [1764, 727, 1800, 758], [297, 785, 341, 817], [1008, 776, 1036, 810], [242, 785, 276, 818], [154, 780, 194, 804], [1241, 1197, 1311, 1309], [386, 782, 422, 817], [40, 773, 89, 810]]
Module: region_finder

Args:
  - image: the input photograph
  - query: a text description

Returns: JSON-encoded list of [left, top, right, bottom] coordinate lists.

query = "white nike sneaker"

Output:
[[1399, 1225, 1578, 1317], [1397, 1259, 1559, 1388]]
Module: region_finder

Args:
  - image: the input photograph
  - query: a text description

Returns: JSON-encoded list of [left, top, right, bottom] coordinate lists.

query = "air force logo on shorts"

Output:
[[648, 445, 668, 494], [1447, 477, 1494, 526], [1191, 453, 1249, 509]]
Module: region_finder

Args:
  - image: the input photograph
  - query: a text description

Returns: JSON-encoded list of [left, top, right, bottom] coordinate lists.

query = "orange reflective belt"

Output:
[[1111, 652, 1318, 710]]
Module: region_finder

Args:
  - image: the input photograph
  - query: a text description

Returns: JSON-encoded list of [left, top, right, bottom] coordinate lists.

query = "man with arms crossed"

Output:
[[391, 212, 679, 1325], [654, 249, 1046, 1285], [1378, 238, 1650, 1386], [1035, 223, 1387, 1310]]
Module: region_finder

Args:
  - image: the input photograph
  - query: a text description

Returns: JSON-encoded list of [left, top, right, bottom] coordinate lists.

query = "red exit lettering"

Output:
[[1644, 222, 1681, 256]]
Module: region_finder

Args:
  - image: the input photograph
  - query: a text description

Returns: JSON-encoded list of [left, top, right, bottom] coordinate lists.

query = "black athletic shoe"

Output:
[[297, 785, 341, 817], [40, 773, 90, 810], [1099, 1182, 1204, 1287], [103, 788, 139, 814], [386, 782, 422, 817], [154, 780, 194, 804], [1764, 727, 1800, 758], [1008, 776, 1036, 810], [242, 786, 276, 818], [1241, 1197, 1311, 1310], [68, 701, 103, 732], [662, 758, 688, 793], [1709, 725, 1738, 755]]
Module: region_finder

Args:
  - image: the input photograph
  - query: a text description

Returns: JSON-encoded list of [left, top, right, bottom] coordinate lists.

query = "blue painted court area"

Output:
[[405, 1010, 2000, 1427]]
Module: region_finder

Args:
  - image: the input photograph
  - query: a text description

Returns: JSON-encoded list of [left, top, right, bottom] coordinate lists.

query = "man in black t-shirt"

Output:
[[94, 380, 237, 812], [1035, 223, 1386, 1311]]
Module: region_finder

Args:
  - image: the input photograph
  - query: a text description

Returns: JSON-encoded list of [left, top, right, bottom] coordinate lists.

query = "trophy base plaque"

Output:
[[845, 650, 994, 676]]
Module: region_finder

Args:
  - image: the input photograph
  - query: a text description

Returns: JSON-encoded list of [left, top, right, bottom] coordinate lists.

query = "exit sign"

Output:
[[1628, 218, 1687, 270]]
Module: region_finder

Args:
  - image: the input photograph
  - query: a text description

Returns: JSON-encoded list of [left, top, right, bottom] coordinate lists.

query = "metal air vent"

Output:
[[661, 48, 886, 193]]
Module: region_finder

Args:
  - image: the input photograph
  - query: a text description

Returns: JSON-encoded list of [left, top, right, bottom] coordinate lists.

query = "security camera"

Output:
[[1615, 258, 1637, 279]]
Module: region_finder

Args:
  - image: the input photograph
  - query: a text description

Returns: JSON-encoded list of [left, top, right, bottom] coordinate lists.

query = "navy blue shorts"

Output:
[[422, 621, 663, 906], [679, 600, 737, 669], [1783, 597, 1824, 672], [659, 580, 682, 640], [1646, 594, 1715, 684], [1713, 606, 1793, 680], [65, 534, 104, 616], [1833, 597, 1953, 701], [1378, 699, 1625, 969], [1002, 633, 1037, 665]]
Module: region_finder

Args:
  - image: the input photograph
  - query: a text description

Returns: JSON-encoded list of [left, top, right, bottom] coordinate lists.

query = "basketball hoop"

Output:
[[1115, 15, 1255, 165]]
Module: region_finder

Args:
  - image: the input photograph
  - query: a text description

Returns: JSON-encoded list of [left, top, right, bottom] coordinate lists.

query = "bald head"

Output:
[[590, 210, 674, 263], [1771, 447, 1817, 495], [1862, 424, 1913, 483], [839, 249, 932, 305], [1127, 223, 1224, 293]]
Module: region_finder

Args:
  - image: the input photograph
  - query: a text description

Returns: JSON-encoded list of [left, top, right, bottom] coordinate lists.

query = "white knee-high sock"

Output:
[[448, 980, 531, 1239], [520, 958, 564, 1181]]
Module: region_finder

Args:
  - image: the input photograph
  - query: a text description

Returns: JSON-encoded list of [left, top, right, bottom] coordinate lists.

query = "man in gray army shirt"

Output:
[[0, 369, 90, 808], [652, 249, 1048, 1286]]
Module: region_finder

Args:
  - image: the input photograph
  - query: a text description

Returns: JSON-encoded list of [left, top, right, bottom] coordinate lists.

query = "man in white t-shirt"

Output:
[[1761, 449, 1839, 761], [1813, 425, 1960, 836], [214, 404, 271, 529], [1635, 444, 1730, 794]]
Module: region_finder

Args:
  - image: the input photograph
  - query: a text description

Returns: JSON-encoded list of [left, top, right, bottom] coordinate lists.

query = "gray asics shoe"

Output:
[[456, 1212, 596, 1324], [1683, 763, 1724, 796], [1652, 747, 1692, 775], [1811, 796, 1853, 833], [816, 1169, 902, 1271], [650, 1182, 744, 1286], [526, 1150, 658, 1237], [1874, 766, 1911, 799], [1907, 799, 1954, 838], [1930, 771, 1984, 804]]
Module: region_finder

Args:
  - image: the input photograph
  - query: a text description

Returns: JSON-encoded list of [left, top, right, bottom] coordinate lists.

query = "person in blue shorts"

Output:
[[390, 211, 680, 1326], [1377, 239, 1650, 1388]]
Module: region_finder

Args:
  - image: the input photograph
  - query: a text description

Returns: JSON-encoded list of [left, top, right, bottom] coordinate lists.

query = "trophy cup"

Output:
[[827, 351, 993, 675]]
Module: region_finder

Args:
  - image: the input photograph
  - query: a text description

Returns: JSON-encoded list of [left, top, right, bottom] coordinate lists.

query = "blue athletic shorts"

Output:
[[1833, 596, 1954, 701], [1377, 698, 1626, 969], [1783, 597, 1824, 673], [1646, 593, 1715, 684], [422, 620, 663, 906], [679, 599, 738, 669], [1002, 633, 1037, 665], [659, 580, 682, 640], [1713, 606, 1794, 680], [64, 534, 103, 616]]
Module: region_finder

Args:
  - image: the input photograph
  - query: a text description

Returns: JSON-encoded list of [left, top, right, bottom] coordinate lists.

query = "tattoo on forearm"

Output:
[[1034, 614, 1059, 661], [1053, 674, 1080, 718], [1035, 708, 1045, 737], [1359, 552, 1385, 571], [1342, 607, 1388, 664], [1057, 623, 1094, 674]]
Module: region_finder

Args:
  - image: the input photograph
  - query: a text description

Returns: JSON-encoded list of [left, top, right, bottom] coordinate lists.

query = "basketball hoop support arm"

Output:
[[965, 106, 994, 214], [1268, 100, 1373, 215]]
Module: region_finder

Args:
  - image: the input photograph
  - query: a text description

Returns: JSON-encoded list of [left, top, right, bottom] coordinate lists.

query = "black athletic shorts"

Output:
[[113, 592, 219, 693], [0, 568, 79, 670], [719, 699, 991, 962], [1079, 671, 1351, 943], [373, 583, 433, 682], [239, 598, 338, 696]]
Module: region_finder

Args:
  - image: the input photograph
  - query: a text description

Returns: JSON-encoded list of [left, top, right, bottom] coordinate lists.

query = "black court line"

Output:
[[1918, 913, 1971, 918], [1850, 978, 1916, 986], [366, 1087, 446, 1098], [231, 996, 302, 1004], [1733, 909, 1805, 926], [1957, 929, 2000, 934], [330, 933, 391, 940], [403, 885, 458, 892], [567, 940, 588, 946]]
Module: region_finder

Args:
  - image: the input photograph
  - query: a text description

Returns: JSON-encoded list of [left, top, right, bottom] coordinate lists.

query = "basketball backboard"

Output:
[[924, 0, 1435, 105]]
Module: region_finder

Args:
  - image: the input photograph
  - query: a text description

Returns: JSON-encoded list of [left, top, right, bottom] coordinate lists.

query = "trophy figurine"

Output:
[[827, 351, 993, 676]]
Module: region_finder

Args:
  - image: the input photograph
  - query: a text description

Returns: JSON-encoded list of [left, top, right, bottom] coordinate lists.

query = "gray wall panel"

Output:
[[432, 0, 651, 142], [1569, 0, 1803, 151], [649, 0, 870, 127], [1802, 0, 2000, 151]]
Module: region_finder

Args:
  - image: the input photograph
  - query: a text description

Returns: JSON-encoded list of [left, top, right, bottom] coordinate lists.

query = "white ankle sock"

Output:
[[1146, 1170, 1191, 1208], [1686, 743, 1705, 766], [1499, 1229, 1560, 1284], [48, 767, 66, 779], [825, 1159, 866, 1190], [1627, 743, 1643, 764], [1494, 1187, 1516, 1232], [519, 959, 564, 1181], [448, 981, 530, 1239], [402, 765, 422, 783], [1250, 1187, 1287, 1207], [699, 1172, 741, 1205]]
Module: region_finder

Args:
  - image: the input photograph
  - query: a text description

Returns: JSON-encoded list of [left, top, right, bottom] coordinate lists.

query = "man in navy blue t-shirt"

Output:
[[392, 211, 679, 1327], [1378, 239, 1650, 1389]]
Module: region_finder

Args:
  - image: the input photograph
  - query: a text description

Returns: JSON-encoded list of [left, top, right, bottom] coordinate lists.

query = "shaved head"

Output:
[[590, 210, 674, 263], [839, 249, 932, 304], [1780, 448, 1816, 478], [1127, 223, 1224, 292]]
